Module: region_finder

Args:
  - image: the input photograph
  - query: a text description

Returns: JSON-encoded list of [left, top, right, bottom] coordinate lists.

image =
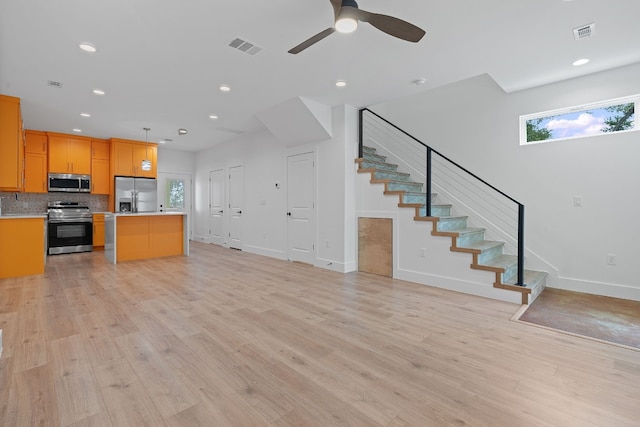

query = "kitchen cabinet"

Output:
[[0, 216, 46, 278], [91, 139, 110, 194], [93, 213, 105, 248], [48, 133, 91, 174], [24, 130, 48, 193], [104, 213, 187, 263], [111, 138, 157, 178], [0, 94, 24, 191]]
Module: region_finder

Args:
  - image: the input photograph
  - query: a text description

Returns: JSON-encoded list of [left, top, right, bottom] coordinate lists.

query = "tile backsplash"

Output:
[[0, 192, 109, 214]]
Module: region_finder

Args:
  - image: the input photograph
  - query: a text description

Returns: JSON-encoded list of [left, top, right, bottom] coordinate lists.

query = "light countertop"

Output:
[[105, 212, 187, 217], [0, 214, 47, 220]]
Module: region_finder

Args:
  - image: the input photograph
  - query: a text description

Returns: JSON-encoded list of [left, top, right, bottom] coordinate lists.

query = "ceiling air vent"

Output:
[[228, 37, 262, 56], [47, 80, 63, 88], [573, 23, 595, 40]]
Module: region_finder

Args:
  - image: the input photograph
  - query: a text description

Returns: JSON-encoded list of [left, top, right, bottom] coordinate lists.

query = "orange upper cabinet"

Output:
[[0, 94, 24, 191], [111, 138, 157, 178], [91, 139, 110, 194], [24, 130, 48, 193], [48, 133, 91, 175]]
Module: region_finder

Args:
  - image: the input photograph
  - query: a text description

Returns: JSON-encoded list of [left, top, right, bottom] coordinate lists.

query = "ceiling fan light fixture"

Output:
[[335, 17, 358, 33]]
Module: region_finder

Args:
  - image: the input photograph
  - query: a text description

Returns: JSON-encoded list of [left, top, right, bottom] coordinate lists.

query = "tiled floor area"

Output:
[[517, 288, 640, 350]]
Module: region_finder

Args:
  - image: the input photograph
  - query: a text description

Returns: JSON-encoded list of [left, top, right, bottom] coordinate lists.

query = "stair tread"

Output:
[[503, 269, 547, 289], [450, 227, 486, 235], [457, 240, 504, 251], [376, 171, 411, 178], [359, 159, 398, 168], [437, 215, 468, 220]]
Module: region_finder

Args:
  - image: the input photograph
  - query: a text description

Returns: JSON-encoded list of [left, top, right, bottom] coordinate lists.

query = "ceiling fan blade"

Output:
[[356, 10, 425, 43], [330, 0, 342, 20], [288, 27, 336, 54]]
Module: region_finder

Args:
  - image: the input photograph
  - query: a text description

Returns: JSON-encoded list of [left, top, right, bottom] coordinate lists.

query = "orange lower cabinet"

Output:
[[115, 215, 183, 262], [149, 215, 183, 258], [0, 218, 45, 278]]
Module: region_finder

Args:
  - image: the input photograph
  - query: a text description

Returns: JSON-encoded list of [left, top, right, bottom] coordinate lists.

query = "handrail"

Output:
[[359, 108, 525, 287]]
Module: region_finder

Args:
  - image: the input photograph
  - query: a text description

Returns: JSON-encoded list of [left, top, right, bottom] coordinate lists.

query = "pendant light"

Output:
[[141, 127, 152, 171]]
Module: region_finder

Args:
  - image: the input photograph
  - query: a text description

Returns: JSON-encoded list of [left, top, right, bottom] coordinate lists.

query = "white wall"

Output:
[[371, 63, 640, 301], [157, 147, 196, 174], [192, 105, 358, 272]]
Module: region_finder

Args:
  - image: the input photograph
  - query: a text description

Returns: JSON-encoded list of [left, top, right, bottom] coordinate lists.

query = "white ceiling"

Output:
[[2, 0, 639, 152]]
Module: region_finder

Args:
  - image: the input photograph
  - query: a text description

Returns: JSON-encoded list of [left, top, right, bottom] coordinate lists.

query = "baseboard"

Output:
[[396, 268, 523, 304], [243, 244, 287, 260], [552, 276, 640, 302], [315, 258, 355, 273]]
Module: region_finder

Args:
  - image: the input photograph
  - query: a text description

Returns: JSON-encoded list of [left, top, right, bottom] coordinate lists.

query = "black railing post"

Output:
[[517, 204, 525, 286], [426, 148, 432, 217], [358, 109, 364, 158]]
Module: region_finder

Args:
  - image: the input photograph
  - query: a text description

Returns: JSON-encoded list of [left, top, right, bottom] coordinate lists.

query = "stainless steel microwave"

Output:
[[48, 173, 91, 193]]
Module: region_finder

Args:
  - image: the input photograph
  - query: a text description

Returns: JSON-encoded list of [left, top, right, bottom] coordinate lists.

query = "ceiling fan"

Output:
[[288, 0, 426, 54]]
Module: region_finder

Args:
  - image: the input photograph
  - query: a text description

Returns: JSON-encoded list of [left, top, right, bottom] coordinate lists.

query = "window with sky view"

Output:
[[521, 96, 636, 145]]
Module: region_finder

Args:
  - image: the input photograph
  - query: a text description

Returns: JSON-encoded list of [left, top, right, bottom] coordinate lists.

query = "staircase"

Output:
[[356, 145, 547, 305]]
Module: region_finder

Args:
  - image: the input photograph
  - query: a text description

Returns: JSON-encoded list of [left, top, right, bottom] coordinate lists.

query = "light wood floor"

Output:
[[1, 242, 639, 426]]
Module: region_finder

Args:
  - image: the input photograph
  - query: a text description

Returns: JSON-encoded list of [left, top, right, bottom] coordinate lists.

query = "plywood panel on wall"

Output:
[[358, 217, 392, 277]]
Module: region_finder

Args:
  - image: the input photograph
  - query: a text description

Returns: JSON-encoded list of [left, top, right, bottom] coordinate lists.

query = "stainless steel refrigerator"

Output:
[[114, 177, 157, 213]]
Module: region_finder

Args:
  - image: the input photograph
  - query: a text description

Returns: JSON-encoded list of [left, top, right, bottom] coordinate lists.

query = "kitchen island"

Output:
[[104, 212, 189, 264], [0, 214, 47, 278]]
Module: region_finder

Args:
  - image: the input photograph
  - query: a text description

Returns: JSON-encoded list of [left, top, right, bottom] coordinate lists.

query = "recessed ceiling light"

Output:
[[335, 80, 347, 87], [572, 58, 589, 66], [158, 140, 166, 144], [178, 128, 188, 135], [209, 115, 219, 119], [79, 43, 96, 53], [92, 89, 105, 95], [72, 128, 82, 133], [219, 85, 231, 92], [413, 78, 427, 85], [80, 112, 91, 117]]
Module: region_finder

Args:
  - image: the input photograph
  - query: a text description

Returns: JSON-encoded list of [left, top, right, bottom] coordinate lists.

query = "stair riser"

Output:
[[375, 171, 411, 181], [387, 182, 423, 192], [501, 263, 518, 284], [437, 217, 468, 231], [419, 206, 451, 217], [402, 193, 436, 204], [477, 244, 505, 265], [361, 161, 398, 171], [456, 231, 485, 246], [362, 146, 377, 154], [363, 153, 387, 163]]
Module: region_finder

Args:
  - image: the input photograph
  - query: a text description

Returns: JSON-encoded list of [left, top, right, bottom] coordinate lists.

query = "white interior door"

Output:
[[158, 172, 192, 238], [287, 152, 315, 264], [209, 169, 225, 245], [228, 165, 244, 250]]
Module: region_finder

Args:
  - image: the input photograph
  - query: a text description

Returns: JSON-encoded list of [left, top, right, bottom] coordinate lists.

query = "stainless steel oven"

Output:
[[47, 202, 93, 255]]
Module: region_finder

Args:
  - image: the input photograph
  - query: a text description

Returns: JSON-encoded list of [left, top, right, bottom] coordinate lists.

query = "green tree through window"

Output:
[[166, 179, 184, 209]]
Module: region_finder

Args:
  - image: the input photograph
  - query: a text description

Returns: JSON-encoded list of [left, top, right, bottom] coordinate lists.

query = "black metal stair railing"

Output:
[[359, 108, 526, 287]]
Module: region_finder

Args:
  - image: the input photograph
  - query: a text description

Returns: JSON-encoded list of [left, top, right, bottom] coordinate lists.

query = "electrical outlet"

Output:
[[607, 254, 616, 265], [574, 196, 582, 207], [22, 201, 28, 209], [419, 248, 426, 258], [325, 240, 330, 248]]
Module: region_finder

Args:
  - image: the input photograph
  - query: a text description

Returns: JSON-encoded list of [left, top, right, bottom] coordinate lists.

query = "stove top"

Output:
[[47, 201, 91, 220]]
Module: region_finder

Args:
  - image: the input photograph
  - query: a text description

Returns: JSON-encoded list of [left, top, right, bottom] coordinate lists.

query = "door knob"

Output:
[[238, 210, 242, 214], [287, 212, 292, 216], [218, 210, 223, 213]]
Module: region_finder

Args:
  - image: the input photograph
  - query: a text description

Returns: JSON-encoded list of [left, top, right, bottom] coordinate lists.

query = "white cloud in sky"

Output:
[[546, 113, 605, 138]]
